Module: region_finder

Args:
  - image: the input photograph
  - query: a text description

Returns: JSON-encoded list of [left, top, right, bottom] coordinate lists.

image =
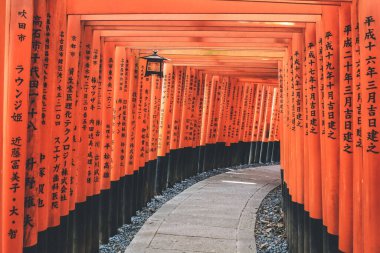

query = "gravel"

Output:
[[255, 185, 288, 253], [99, 163, 259, 253]]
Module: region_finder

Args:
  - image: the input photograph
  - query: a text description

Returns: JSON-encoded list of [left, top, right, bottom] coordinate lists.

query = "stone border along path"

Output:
[[125, 165, 281, 253]]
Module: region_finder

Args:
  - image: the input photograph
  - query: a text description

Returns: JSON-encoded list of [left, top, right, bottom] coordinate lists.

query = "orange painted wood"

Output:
[[36, 0, 51, 231], [134, 52, 145, 172], [200, 74, 212, 147], [2, 0, 33, 252], [358, 0, 380, 251], [284, 50, 291, 180], [86, 28, 99, 197], [221, 78, 232, 145], [4, 1, 378, 251], [75, 26, 92, 204], [338, 3, 354, 252], [46, 0, 67, 228], [283, 50, 291, 189], [60, 15, 81, 214], [316, 19, 328, 224], [289, 43, 297, 200], [251, 84, 263, 143], [218, 77, 229, 144], [322, 6, 340, 235], [100, 42, 115, 190], [229, 80, 238, 145], [142, 61, 152, 165], [166, 66, 175, 152], [134, 58, 151, 169], [292, 32, 304, 205], [193, 71, 205, 148], [239, 83, 250, 142], [0, 0, 8, 250], [23, 0, 46, 246], [256, 84, 266, 145], [305, 22, 323, 220], [278, 60, 285, 169], [179, 67, 196, 148], [205, 75, 217, 146], [261, 86, 273, 144], [259, 84, 268, 145], [157, 64, 174, 156], [227, 79, 238, 146], [234, 82, 243, 144], [125, 50, 138, 175], [236, 80, 245, 144], [169, 67, 184, 151], [245, 84, 257, 143], [271, 90, 280, 143], [302, 35, 310, 212], [111, 46, 127, 180], [210, 76, 223, 145], [67, 0, 323, 15], [350, 0, 363, 251], [188, 68, 197, 147], [66, 16, 82, 212], [149, 75, 162, 161], [89, 30, 103, 196], [269, 88, 279, 143]]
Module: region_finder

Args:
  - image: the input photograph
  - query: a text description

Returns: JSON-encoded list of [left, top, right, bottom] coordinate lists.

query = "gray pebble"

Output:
[[255, 185, 288, 253]]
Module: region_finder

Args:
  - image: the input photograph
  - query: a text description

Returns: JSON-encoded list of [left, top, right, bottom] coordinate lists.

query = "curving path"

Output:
[[125, 165, 281, 253]]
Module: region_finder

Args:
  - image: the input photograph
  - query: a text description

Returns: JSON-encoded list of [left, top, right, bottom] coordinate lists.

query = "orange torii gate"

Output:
[[1, 0, 380, 253]]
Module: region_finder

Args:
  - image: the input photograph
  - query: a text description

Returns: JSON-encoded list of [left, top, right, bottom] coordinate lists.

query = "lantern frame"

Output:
[[141, 50, 168, 77]]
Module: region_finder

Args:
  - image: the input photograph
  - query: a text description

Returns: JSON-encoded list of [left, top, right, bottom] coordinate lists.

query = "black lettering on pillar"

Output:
[[294, 51, 302, 129], [363, 16, 379, 154], [290, 55, 296, 132], [308, 42, 318, 135], [354, 22, 362, 148], [318, 38, 326, 136], [325, 31, 337, 140], [103, 56, 113, 179], [39, 12, 50, 214], [343, 25, 354, 153], [303, 47, 309, 136]]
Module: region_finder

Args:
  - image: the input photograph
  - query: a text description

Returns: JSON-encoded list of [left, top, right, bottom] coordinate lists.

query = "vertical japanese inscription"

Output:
[[24, 1, 46, 245], [100, 43, 114, 188], [362, 16, 378, 154], [342, 24, 354, 153], [325, 31, 338, 140], [308, 42, 318, 135], [4, 2, 33, 251]]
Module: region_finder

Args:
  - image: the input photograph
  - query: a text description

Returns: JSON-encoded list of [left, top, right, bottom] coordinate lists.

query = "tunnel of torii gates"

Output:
[[0, 0, 380, 253]]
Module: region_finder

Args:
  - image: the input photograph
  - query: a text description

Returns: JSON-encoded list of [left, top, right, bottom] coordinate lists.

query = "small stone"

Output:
[[254, 185, 288, 253]]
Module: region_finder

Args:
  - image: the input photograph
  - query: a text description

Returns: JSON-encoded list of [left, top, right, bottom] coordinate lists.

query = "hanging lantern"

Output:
[[141, 50, 168, 77]]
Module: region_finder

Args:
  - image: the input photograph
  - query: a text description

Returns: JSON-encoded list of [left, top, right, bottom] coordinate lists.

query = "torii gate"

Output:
[[0, 0, 379, 253]]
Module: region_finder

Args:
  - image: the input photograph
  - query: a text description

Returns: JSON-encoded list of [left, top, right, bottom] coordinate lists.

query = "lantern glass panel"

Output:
[[147, 61, 161, 72]]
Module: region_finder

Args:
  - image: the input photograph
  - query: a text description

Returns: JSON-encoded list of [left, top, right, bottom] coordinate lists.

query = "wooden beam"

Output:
[[67, 0, 323, 15], [81, 13, 320, 22], [99, 30, 295, 38], [85, 20, 307, 28]]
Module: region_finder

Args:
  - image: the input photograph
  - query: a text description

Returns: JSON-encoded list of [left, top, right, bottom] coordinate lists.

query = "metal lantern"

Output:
[[141, 50, 168, 77]]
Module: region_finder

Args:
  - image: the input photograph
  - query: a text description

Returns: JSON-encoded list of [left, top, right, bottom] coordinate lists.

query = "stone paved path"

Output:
[[125, 165, 281, 253]]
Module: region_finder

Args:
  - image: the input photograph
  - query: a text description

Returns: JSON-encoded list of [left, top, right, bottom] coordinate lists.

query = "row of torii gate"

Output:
[[0, 0, 379, 253]]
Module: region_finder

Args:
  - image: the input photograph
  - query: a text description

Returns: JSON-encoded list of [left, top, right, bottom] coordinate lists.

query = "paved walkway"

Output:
[[125, 165, 281, 253]]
